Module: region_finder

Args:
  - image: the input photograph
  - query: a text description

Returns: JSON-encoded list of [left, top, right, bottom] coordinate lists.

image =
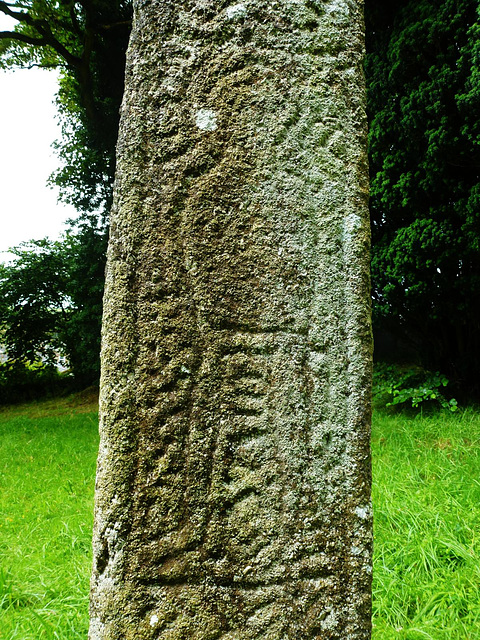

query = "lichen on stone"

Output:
[[226, 2, 248, 20], [195, 108, 218, 131], [89, 0, 372, 638]]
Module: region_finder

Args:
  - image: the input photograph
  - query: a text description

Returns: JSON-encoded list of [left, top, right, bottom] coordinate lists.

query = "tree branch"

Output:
[[17, 61, 67, 69], [69, 4, 83, 37], [0, 1, 30, 23], [0, 1, 82, 68], [0, 30, 48, 46]]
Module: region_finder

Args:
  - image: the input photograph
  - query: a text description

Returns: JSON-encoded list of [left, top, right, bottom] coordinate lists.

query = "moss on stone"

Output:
[[89, 1, 372, 638]]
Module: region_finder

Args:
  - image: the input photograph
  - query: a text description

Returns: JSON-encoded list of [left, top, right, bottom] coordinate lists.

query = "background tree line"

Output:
[[0, 0, 131, 392], [366, 0, 480, 400], [1, 0, 479, 399]]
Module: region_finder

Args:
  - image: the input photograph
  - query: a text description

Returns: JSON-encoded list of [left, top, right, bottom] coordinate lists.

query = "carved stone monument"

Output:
[[89, 0, 372, 637]]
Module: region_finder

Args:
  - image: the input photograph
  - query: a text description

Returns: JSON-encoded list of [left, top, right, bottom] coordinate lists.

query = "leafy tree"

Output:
[[365, 0, 480, 397], [0, 221, 107, 386], [0, 0, 131, 386], [60, 216, 107, 384], [0, 0, 131, 213], [0, 239, 68, 367]]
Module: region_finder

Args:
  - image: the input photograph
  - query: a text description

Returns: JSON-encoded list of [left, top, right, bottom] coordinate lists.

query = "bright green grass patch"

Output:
[[1, 397, 479, 637], [0, 404, 98, 639], [372, 408, 480, 639]]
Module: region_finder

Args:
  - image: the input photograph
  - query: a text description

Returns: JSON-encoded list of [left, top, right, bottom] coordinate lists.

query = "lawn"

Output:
[[0, 394, 479, 638], [0, 392, 99, 639], [372, 408, 480, 639]]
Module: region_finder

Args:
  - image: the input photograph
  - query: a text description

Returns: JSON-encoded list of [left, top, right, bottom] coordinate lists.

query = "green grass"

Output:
[[372, 408, 480, 639], [0, 393, 99, 639], [0, 393, 479, 638]]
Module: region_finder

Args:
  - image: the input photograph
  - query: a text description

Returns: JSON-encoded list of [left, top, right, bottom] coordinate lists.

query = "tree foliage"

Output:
[[2, 0, 480, 397], [0, 0, 131, 212], [0, 0, 130, 385], [366, 0, 480, 396], [0, 220, 107, 386], [0, 239, 69, 366]]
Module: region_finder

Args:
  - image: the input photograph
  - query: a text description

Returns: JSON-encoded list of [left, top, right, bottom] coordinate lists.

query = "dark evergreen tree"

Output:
[[366, 0, 480, 397]]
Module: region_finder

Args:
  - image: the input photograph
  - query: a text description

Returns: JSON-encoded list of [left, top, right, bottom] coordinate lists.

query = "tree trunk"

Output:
[[89, 1, 372, 638]]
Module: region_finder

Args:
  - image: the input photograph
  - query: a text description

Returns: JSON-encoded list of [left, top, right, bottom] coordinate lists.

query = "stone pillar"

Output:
[[89, 1, 372, 638]]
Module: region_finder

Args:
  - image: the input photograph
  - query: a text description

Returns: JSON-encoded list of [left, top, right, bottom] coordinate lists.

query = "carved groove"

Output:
[[89, 0, 372, 636]]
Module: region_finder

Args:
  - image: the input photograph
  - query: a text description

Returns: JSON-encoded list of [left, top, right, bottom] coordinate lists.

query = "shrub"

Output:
[[373, 363, 458, 412], [0, 360, 72, 405]]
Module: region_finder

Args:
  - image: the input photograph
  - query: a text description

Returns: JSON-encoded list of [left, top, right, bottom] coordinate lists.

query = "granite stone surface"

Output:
[[89, 1, 372, 637]]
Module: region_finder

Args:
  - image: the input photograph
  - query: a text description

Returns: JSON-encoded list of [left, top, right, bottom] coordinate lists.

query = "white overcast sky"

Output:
[[0, 13, 76, 260]]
